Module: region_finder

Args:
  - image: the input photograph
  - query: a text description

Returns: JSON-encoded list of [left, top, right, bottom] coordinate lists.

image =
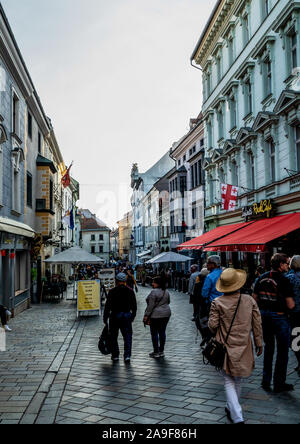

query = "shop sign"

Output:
[[242, 199, 275, 220]]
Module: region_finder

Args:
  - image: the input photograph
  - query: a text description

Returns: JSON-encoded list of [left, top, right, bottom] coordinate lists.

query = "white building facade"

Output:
[[191, 0, 300, 234]]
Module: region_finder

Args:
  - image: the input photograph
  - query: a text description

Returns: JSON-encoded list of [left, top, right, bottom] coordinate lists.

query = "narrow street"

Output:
[[0, 285, 299, 425]]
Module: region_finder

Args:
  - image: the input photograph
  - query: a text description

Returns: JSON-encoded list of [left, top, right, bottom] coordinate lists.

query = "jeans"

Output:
[[261, 310, 291, 387], [150, 318, 170, 354], [290, 312, 300, 366], [109, 312, 133, 359], [223, 371, 244, 424]]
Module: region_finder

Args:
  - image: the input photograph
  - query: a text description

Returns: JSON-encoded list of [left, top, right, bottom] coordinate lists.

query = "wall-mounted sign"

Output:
[[242, 199, 275, 220]]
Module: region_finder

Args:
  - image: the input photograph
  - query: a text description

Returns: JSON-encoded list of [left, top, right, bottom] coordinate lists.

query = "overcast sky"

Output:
[[1, 0, 215, 228]]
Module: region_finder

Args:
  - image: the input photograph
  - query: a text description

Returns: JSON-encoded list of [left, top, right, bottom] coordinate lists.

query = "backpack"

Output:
[[257, 272, 278, 304]]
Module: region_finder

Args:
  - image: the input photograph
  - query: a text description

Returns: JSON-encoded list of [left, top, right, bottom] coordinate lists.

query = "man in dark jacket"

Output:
[[253, 253, 295, 393], [103, 273, 137, 363]]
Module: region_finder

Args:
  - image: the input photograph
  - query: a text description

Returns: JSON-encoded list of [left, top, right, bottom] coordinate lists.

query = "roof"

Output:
[[81, 216, 109, 231], [191, 0, 222, 62], [36, 154, 57, 174]]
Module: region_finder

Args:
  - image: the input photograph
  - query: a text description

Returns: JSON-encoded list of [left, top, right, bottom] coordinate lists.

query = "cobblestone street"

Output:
[[0, 285, 300, 425]]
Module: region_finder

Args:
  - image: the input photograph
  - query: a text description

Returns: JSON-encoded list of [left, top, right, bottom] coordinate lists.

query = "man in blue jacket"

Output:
[[202, 255, 223, 308]]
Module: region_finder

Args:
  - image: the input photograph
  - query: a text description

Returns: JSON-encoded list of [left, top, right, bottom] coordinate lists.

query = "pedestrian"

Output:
[[103, 273, 137, 363], [0, 305, 12, 332], [209, 268, 263, 424], [126, 269, 138, 293], [188, 265, 200, 321], [253, 253, 295, 393], [285, 255, 300, 376], [193, 268, 210, 345], [143, 276, 171, 359], [251, 266, 265, 292], [202, 256, 223, 310]]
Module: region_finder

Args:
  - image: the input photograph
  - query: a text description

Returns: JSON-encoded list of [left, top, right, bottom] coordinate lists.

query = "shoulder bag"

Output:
[[202, 294, 242, 371]]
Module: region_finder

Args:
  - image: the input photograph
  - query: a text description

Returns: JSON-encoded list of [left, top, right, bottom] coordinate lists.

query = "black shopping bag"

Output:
[[98, 325, 112, 355]]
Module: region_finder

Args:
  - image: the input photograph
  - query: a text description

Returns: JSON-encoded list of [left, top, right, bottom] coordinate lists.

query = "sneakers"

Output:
[[4, 325, 11, 332], [111, 357, 119, 362], [273, 383, 294, 393], [158, 352, 165, 358], [124, 357, 131, 364], [149, 352, 160, 358]]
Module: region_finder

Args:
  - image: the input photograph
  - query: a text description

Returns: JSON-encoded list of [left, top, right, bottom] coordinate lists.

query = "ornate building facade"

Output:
[[191, 0, 300, 234]]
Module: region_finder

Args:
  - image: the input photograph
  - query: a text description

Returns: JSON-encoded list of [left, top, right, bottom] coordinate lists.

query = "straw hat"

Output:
[[216, 268, 247, 294]]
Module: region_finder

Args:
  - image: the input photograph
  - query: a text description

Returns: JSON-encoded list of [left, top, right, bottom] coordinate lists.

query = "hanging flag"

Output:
[[70, 208, 74, 230], [62, 210, 71, 227], [61, 163, 73, 188], [221, 183, 239, 211]]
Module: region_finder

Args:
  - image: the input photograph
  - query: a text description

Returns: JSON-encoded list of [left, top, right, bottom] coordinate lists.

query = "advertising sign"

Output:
[[77, 280, 100, 317]]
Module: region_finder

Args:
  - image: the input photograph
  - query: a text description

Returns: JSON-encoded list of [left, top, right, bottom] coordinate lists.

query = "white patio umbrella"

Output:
[[44, 247, 105, 300], [44, 246, 105, 264], [146, 251, 192, 264]]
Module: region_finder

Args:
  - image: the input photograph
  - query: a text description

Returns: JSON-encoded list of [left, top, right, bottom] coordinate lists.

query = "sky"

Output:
[[1, 0, 216, 228]]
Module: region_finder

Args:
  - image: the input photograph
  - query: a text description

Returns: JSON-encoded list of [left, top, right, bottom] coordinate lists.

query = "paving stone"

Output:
[[1, 287, 299, 425]]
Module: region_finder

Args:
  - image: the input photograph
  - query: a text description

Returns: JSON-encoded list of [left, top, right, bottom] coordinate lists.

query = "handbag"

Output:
[[98, 324, 112, 355], [202, 294, 242, 371], [143, 291, 165, 327]]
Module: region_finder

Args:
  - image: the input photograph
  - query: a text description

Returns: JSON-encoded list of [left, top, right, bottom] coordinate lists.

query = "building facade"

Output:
[[131, 153, 175, 263], [191, 0, 300, 234], [80, 209, 110, 263], [117, 212, 133, 261], [169, 115, 205, 251]]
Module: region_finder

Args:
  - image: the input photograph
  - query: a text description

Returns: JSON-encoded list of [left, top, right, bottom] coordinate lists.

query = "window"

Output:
[[249, 153, 255, 189], [263, 0, 270, 18], [28, 111, 32, 139], [291, 29, 298, 71], [296, 126, 300, 171], [91, 246, 95, 254], [232, 161, 239, 187], [245, 79, 252, 115], [191, 160, 203, 188], [38, 132, 42, 154], [217, 108, 224, 140], [229, 95, 237, 129], [26, 172, 32, 207], [207, 120, 213, 148], [183, 155, 186, 162], [49, 179, 53, 211], [263, 60, 272, 97], [180, 176, 187, 195], [243, 14, 250, 45], [216, 57, 222, 82], [12, 93, 20, 135], [228, 37, 234, 66], [99, 234, 104, 241], [269, 141, 276, 182], [99, 246, 103, 253]]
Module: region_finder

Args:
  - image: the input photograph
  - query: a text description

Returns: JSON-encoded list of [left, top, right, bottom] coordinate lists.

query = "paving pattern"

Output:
[[0, 285, 299, 424]]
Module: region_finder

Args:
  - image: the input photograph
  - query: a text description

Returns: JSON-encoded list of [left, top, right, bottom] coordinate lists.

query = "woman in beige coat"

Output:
[[209, 268, 263, 424]]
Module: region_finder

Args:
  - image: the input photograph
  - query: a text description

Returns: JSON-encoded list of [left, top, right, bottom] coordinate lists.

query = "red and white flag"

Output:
[[221, 184, 238, 211]]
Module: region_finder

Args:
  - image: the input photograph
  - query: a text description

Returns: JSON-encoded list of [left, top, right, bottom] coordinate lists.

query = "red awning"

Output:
[[204, 213, 300, 253], [177, 221, 253, 251]]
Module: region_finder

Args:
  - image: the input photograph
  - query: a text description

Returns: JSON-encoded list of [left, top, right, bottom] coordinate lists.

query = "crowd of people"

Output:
[[101, 252, 300, 425]]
